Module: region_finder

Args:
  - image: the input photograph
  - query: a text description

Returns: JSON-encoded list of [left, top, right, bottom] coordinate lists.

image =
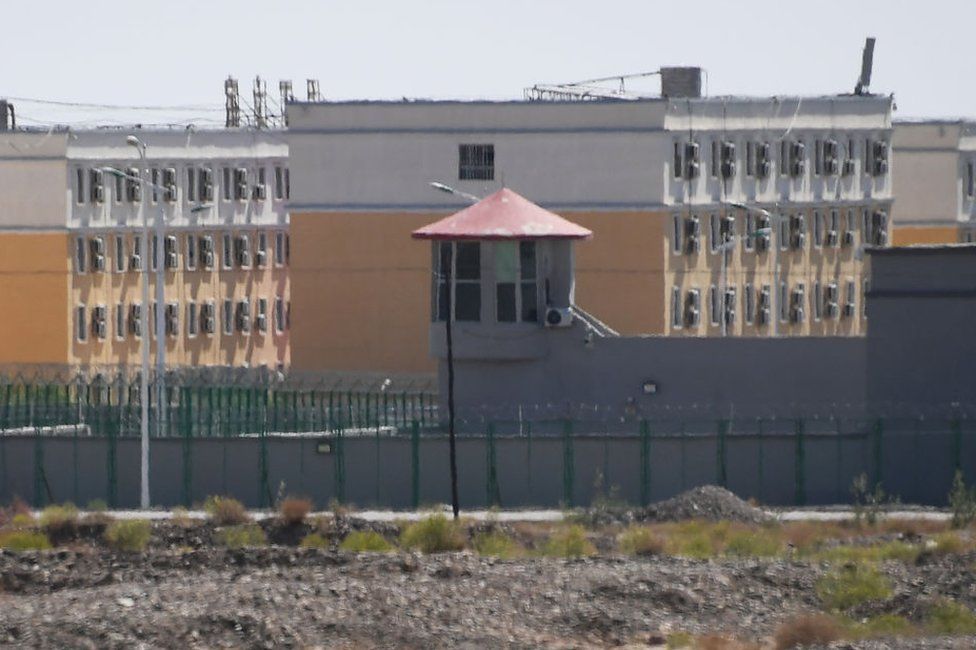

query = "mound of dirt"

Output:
[[639, 485, 771, 524]]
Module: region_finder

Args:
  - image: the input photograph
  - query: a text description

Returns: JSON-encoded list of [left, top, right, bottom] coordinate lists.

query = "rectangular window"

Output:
[[150, 235, 159, 271], [813, 282, 822, 321], [830, 209, 839, 242], [236, 299, 251, 334], [779, 281, 788, 322], [75, 168, 85, 205], [115, 303, 125, 340], [222, 167, 232, 201], [114, 235, 125, 273], [114, 171, 124, 204], [222, 233, 233, 269], [234, 168, 248, 201], [274, 166, 284, 200], [814, 139, 823, 176], [813, 210, 824, 247], [672, 214, 683, 254], [968, 161, 975, 198], [779, 218, 790, 251], [222, 299, 233, 335], [275, 297, 285, 333], [519, 242, 538, 322], [76, 305, 87, 342], [744, 213, 755, 251], [256, 167, 267, 200], [458, 144, 494, 181], [711, 140, 719, 177], [746, 142, 755, 177], [274, 232, 285, 267], [864, 137, 872, 175], [494, 241, 537, 323], [709, 286, 720, 326], [257, 298, 268, 332], [150, 168, 160, 203], [257, 232, 268, 267], [671, 286, 682, 329], [284, 168, 290, 199], [454, 242, 481, 321], [673, 142, 682, 179], [185, 234, 197, 270], [710, 214, 720, 253], [198, 167, 213, 203], [186, 167, 196, 203], [199, 235, 214, 269], [848, 139, 855, 163], [779, 140, 788, 176], [129, 304, 142, 338], [75, 236, 86, 274], [187, 302, 198, 337], [745, 284, 755, 324], [862, 279, 869, 318]]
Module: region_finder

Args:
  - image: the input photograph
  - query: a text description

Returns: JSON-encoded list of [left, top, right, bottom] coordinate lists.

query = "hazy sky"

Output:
[[4, 0, 973, 126]]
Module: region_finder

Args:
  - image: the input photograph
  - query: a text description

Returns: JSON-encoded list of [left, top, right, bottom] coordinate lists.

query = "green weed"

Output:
[[400, 515, 465, 553], [617, 526, 665, 556], [540, 524, 596, 558], [816, 565, 892, 610], [104, 520, 151, 552], [217, 524, 267, 548], [926, 600, 976, 635], [299, 532, 331, 549], [472, 531, 524, 558], [0, 530, 52, 551], [340, 531, 394, 552]]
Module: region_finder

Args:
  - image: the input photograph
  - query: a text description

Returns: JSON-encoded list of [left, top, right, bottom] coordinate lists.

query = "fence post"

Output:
[[639, 419, 651, 507], [410, 420, 420, 509], [486, 421, 500, 507], [33, 429, 46, 507], [562, 419, 574, 508], [872, 417, 884, 488], [716, 418, 729, 488], [794, 418, 806, 506], [258, 389, 270, 508], [181, 387, 192, 507]]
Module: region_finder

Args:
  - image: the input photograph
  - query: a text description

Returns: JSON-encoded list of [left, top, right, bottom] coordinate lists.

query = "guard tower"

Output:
[[412, 188, 592, 362]]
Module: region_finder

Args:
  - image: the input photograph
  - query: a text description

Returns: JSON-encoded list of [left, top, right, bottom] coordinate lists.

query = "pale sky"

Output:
[[3, 0, 974, 127]]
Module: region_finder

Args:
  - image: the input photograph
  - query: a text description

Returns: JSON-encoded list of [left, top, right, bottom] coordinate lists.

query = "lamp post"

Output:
[[727, 201, 780, 337], [427, 181, 480, 520]]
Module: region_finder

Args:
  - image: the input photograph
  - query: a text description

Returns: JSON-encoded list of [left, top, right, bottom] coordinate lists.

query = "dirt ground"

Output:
[[1, 532, 975, 649]]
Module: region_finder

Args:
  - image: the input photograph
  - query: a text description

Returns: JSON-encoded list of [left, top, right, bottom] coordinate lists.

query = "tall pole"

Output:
[[444, 247, 459, 519], [772, 205, 780, 337], [154, 187, 166, 433], [136, 146, 151, 509], [720, 226, 728, 337]]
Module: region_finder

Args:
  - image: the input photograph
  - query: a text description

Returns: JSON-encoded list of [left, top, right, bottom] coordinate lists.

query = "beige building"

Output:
[[891, 120, 976, 244], [0, 127, 291, 370], [286, 76, 893, 375]]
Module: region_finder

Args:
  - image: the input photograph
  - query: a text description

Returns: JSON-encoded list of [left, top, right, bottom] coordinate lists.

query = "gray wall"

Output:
[[439, 325, 867, 423], [1, 419, 971, 509], [867, 246, 976, 412]]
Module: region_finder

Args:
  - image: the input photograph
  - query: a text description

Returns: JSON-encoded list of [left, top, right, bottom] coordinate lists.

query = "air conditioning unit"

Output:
[[94, 321, 107, 339], [873, 159, 889, 176], [757, 307, 770, 325], [90, 170, 105, 203], [790, 159, 805, 177], [824, 159, 839, 176], [721, 160, 736, 179], [756, 233, 770, 252], [130, 254, 141, 270], [236, 303, 251, 332], [684, 216, 700, 254], [684, 306, 699, 328], [255, 249, 267, 266], [203, 317, 216, 334], [129, 307, 142, 336], [92, 255, 106, 271], [684, 160, 700, 180], [721, 141, 736, 178], [842, 303, 856, 318], [255, 314, 267, 332], [544, 306, 573, 328], [756, 160, 771, 178], [842, 230, 855, 246], [253, 184, 268, 200], [162, 168, 177, 202], [165, 252, 178, 269], [236, 248, 251, 267], [825, 284, 839, 302], [789, 306, 805, 324], [125, 168, 141, 202], [202, 251, 215, 268], [871, 210, 889, 246], [791, 232, 806, 249], [825, 302, 839, 319], [825, 230, 839, 246], [841, 159, 856, 176]]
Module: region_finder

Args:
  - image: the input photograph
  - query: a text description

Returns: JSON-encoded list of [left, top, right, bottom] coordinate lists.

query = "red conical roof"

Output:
[[412, 188, 592, 241]]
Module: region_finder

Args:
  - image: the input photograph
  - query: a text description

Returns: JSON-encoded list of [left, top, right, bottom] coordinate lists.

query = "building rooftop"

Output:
[[412, 188, 593, 241]]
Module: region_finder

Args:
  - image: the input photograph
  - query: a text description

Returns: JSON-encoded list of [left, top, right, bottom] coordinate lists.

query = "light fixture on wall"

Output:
[[642, 380, 658, 395]]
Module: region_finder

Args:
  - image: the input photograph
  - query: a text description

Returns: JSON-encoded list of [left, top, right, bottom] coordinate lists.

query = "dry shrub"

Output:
[[696, 633, 760, 650], [782, 521, 850, 554], [39, 503, 79, 539], [9, 496, 31, 517], [0, 530, 52, 551], [617, 526, 665, 556], [879, 517, 948, 537], [104, 520, 151, 551], [540, 524, 596, 558], [279, 497, 313, 526], [204, 496, 249, 525], [774, 613, 842, 649], [171, 507, 195, 528]]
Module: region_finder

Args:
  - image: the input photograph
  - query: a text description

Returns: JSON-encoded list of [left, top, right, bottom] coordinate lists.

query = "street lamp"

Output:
[[427, 181, 480, 520], [725, 201, 781, 337]]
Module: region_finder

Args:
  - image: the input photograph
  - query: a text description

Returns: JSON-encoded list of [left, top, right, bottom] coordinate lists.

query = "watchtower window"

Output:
[[432, 241, 482, 322], [494, 241, 538, 323]]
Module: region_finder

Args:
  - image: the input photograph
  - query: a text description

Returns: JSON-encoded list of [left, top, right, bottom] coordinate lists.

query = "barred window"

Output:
[[459, 144, 494, 181]]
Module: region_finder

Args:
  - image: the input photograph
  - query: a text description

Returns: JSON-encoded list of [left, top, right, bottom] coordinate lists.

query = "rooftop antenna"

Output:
[[224, 77, 240, 128], [253, 76, 268, 128], [279, 80, 294, 126], [306, 79, 321, 102], [854, 37, 876, 96]]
